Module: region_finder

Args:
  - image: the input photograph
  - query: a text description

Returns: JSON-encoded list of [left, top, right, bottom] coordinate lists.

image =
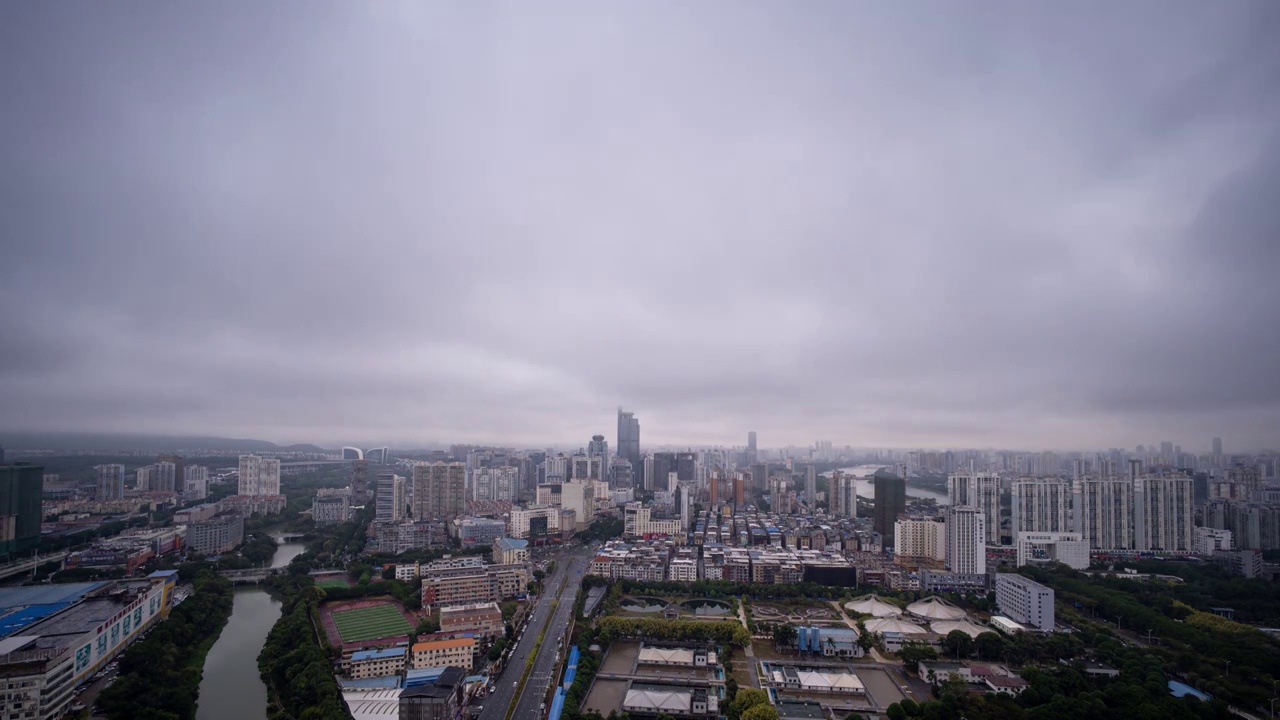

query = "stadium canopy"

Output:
[[906, 596, 967, 621], [844, 594, 902, 618]]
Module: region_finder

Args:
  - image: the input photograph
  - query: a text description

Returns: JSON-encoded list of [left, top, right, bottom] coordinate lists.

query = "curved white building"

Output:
[[906, 596, 967, 621], [844, 595, 902, 618], [930, 619, 989, 639], [865, 617, 927, 635]]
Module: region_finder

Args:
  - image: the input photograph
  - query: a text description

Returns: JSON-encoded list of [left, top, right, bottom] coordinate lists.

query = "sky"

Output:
[[2, 2, 1279, 453]]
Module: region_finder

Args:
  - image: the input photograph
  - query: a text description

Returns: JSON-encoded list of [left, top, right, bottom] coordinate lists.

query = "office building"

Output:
[[1193, 526, 1232, 554], [183, 465, 209, 501], [623, 502, 684, 541], [995, 573, 1054, 630], [945, 506, 986, 575], [312, 492, 351, 525], [187, 513, 244, 555], [0, 462, 43, 559], [830, 471, 857, 519], [1133, 474, 1194, 553], [895, 518, 947, 562], [617, 408, 641, 479], [649, 453, 677, 492], [508, 505, 561, 539], [873, 475, 906, 541], [238, 455, 281, 496], [1014, 532, 1088, 570], [376, 472, 407, 524], [96, 463, 125, 501], [588, 433, 609, 469], [1074, 477, 1133, 551], [492, 537, 529, 565], [805, 465, 817, 508], [458, 518, 506, 547], [350, 458, 370, 505], [747, 431, 758, 465], [439, 601, 504, 637], [1011, 478, 1070, 534], [948, 472, 1002, 544], [413, 462, 466, 521]]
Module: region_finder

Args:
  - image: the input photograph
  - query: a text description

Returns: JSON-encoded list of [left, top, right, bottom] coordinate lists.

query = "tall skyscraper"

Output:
[[0, 462, 43, 559], [472, 466, 519, 503], [376, 472, 406, 523], [413, 461, 466, 521], [96, 464, 125, 501], [873, 474, 906, 541], [155, 461, 177, 494], [588, 434, 609, 468], [238, 455, 280, 496], [1011, 478, 1071, 534], [1212, 437, 1223, 466], [157, 454, 185, 493], [946, 506, 987, 574], [746, 431, 758, 465], [135, 465, 154, 491], [830, 471, 856, 518], [1133, 473, 1194, 552], [675, 452, 697, 484], [651, 453, 677, 492], [350, 459, 370, 505], [947, 472, 1002, 544], [805, 465, 817, 508], [616, 408, 641, 477]]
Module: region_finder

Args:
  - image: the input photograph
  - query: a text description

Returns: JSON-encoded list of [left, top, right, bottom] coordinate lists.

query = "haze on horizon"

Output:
[[2, 2, 1279, 453]]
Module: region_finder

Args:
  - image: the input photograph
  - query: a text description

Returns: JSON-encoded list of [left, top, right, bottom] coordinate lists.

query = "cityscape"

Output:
[[4, 3, 1280, 720]]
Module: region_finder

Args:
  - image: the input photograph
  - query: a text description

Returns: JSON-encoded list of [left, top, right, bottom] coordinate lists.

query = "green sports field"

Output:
[[331, 604, 414, 643]]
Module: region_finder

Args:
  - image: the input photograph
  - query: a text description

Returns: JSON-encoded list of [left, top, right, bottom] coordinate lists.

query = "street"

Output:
[[478, 542, 595, 720]]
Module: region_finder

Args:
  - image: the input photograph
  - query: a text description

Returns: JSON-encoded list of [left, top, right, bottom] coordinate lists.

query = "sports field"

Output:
[[318, 579, 351, 589], [331, 603, 414, 643]]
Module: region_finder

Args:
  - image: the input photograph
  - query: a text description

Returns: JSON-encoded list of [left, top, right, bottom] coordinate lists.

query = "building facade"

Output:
[[0, 462, 44, 559], [995, 573, 1054, 630], [948, 472, 1001, 544], [237, 455, 281, 496], [873, 475, 906, 541], [413, 462, 466, 522], [1011, 478, 1070, 534], [895, 519, 946, 562], [187, 513, 244, 555], [945, 506, 986, 575], [96, 464, 124, 502]]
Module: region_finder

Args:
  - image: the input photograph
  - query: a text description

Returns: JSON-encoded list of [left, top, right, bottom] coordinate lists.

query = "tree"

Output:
[[772, 623, 798, 650], [732, 688, 769, 718], [885, 703, 907, 720], [741, 705, 780, 720], [898, 642, 938, 669], [942, 629, 975, 659], [975, 631, 1004, 661]]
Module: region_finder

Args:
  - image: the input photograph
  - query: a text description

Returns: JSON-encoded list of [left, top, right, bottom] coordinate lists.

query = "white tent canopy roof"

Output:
[[844, 594, 903, 618], [906, 596, 967, 620]]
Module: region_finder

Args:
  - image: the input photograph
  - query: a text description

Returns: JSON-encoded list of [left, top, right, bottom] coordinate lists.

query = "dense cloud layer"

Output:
[[2, 2, 1278, 451]]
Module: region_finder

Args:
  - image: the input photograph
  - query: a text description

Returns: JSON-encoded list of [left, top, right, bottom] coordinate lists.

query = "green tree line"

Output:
[[258, 575, 352, 720]]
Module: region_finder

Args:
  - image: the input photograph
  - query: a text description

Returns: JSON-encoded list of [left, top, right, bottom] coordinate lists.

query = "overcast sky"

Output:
[[2, 2, 1279, 452]]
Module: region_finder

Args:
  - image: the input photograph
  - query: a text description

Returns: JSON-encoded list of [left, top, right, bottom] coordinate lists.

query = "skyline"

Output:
[[3, 3, 1279, 449]]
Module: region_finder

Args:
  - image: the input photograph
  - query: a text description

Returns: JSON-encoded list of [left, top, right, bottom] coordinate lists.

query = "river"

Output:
[[196, 535, 306, 720], [826, 463, 950, 504]]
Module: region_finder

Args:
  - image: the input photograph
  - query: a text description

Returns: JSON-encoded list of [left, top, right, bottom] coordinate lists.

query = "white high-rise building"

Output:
[[1133, 474, 1194, 553], [1011, 478, 1071, 534], [830, 471, 857, 518], [894, 518, 946, 562], [376, 473, 406, 523], [1074, 477, 1133, 550], [238, 455, 281, 496], [184, 465, 209, 501], [135, 465, 154, 492], [948, 472, 1001, 544], [155, 461, 177, 494], [96, 464, 125, 501], [945, 506, 986, 574], [1015, 531, 1088, 570], [560, 480, 595, 531]]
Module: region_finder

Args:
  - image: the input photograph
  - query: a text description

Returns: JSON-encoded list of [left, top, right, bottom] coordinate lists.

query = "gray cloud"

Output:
[[2, 1, 1279, 451]]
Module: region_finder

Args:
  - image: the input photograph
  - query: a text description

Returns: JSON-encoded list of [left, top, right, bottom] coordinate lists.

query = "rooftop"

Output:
[[412, 637, 474, 651], [494, 537, 529, 551], [351, 647, 407, 662]]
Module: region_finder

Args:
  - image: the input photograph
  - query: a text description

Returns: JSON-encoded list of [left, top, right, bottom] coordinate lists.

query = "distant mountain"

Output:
[[0, 432, 329, 454]]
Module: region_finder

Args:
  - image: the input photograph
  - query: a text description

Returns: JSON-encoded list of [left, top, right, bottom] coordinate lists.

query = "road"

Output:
[[477, 542, 595, 720]]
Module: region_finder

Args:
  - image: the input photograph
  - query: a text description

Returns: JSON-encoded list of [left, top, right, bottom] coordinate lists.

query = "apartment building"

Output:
[[412, 638, 474, 670], [995, 573, 1054, 630]]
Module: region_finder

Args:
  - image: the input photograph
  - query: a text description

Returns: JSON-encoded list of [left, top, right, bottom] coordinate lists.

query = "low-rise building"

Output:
[[459, 518, 507, 548], [398, 665, 467, 720], [769, 666, 866, 695], [492, 537, 530, 565], [411, 638, 474, 670], [637, 646, 717, 668], [348, 647, 407, 679], [622, 683, 719, 719]]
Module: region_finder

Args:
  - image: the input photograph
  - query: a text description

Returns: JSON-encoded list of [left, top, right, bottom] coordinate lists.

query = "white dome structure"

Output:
[[905, 596, 967, 621], [844, 595, 902, 618], [865, 617, 927, 635], [930, 619, 989, 639]]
